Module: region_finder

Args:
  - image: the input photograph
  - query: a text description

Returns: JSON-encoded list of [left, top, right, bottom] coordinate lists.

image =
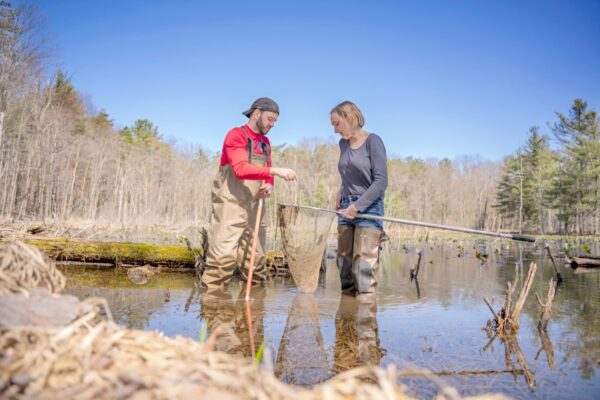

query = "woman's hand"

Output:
[[341, 203, 359, 219]]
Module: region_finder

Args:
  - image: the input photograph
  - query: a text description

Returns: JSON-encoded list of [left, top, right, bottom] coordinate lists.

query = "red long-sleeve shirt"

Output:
[[219, 125, 274, 185]]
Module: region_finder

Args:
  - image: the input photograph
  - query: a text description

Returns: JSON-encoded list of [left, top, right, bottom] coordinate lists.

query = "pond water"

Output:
[[60, 239, 600, 399]]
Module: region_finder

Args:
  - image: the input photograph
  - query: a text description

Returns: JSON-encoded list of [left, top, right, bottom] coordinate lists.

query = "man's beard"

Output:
[[256, 116, 269, 135]]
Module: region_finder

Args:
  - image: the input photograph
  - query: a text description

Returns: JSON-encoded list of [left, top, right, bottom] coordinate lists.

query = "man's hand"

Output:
[[270, 167, 297, 181], [258, 183, 273, 199], [335, 190, 341, 209], [341, 204, 359, 219]]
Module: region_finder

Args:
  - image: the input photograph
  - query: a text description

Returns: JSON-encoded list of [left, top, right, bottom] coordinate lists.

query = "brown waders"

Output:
[[337, 225, 383, 296], [201, 130, 269, 289]]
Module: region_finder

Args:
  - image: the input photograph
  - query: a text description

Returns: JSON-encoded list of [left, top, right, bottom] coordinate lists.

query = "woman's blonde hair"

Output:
[[330, 101, 365, 129]]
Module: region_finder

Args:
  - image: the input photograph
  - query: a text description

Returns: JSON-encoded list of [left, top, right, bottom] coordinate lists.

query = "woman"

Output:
[[331, 101, 388, 297]]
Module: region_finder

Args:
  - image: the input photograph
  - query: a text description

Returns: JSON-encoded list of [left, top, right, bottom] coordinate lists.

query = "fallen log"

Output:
[[16, 237, 287, 272], [570, 256, 600, 268], [22, 237, 197, 268]]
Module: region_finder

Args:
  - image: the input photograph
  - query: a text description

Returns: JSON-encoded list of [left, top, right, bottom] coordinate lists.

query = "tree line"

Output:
[[1, 2, 597, 236], [495, 99, 599, 234]]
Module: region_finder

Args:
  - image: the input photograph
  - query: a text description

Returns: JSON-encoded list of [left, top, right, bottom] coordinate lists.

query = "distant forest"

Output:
[[1, 2, 598, 235]]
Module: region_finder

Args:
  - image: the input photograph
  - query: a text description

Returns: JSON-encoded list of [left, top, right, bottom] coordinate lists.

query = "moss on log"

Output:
[[23, 237, 197, 268]]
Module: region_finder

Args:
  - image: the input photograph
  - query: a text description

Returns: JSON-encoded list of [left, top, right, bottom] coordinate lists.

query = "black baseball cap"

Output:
[[242, 97, 280, 118]]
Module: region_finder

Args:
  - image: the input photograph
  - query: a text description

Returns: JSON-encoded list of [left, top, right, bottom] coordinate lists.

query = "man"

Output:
[[201, 97, 297, 289]]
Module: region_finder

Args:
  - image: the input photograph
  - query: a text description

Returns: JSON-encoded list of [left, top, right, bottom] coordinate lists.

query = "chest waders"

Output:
[[201, 127, 270, 289], [337, 225, 384, 297]]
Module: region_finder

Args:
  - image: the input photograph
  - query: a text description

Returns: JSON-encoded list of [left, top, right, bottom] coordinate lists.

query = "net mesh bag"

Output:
[[278, 204, 335, 293]]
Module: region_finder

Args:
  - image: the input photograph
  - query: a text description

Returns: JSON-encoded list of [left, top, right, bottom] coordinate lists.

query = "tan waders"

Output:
[[337, 225, 383, 295], [201, 130, 269, 289]]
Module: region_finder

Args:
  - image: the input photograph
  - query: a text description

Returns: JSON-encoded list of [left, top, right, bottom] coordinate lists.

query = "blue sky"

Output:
[[37, 0, 600, 160]]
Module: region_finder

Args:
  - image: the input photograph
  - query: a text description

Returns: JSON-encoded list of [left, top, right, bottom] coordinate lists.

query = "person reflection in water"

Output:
[[199, 285, 265, 357], [275, 293, 331, 385], [334, 294, 384, 373]]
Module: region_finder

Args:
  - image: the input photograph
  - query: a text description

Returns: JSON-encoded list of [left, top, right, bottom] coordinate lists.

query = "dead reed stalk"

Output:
[[484, 263, 537, 335]]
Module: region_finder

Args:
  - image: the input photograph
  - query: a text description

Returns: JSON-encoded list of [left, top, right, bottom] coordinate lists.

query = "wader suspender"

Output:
[[240, 126, 271, 166]]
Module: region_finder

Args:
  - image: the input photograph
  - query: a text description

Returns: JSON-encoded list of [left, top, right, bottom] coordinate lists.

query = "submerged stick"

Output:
[[413, 277, 421, 299], [545, 244, 563, 283], [484, 297, 498, 321], [410, 250, 423, 280], [398, 368, 526, 377]]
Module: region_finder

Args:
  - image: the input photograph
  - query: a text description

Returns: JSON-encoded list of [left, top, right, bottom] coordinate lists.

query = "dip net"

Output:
[[277, 204, 335, 293]]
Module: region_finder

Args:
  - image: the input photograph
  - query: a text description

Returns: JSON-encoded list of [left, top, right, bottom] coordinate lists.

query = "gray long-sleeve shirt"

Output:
[[338, 133, 388, 211]]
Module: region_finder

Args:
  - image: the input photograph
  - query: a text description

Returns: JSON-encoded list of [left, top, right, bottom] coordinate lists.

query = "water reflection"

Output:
[[200, 286, 265, 357], [334, 294, 384, 373], [60, 239, 600, 398], [535, 329, 555, 370], [275, 293, 330, 385]]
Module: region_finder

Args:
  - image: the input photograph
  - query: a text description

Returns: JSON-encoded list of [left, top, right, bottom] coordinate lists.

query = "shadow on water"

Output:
[[61, 239, 600, 398]]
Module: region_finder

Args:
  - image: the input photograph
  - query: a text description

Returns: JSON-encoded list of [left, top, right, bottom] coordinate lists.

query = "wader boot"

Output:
[[201, 127, 269, 290], [337, 225, 355, 294], [353, 227, 383, 296]]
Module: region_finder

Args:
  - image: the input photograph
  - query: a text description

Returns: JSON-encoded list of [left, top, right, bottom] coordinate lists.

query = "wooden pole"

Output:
[[245, 198, 264, 300], [245, 298, 256, 357], [279, 203, 536, 242]]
